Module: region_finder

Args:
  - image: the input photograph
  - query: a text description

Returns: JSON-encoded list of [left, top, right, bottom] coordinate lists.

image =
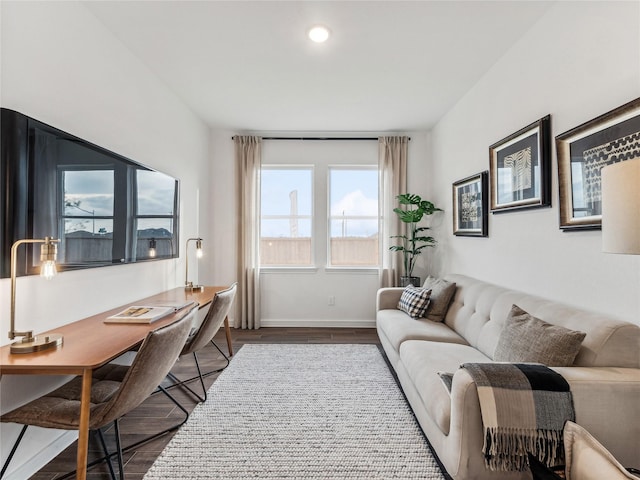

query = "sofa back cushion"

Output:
[[442, 274, 640, 368]]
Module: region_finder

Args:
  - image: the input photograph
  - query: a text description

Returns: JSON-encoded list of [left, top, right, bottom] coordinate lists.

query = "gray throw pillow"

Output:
[[494, 305, 587, 366], [422, 276, 457, 322]]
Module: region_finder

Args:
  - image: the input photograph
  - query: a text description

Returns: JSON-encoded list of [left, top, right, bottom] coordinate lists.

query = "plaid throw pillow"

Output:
[[397, 286, 432, 319]]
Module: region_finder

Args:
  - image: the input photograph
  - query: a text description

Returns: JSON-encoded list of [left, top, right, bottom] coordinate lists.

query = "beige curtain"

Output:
[[379, 136, 408, 288], [234, 136, 261, 329]]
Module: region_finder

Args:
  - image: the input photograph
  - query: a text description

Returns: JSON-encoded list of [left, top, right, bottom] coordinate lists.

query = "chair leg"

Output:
[[167, 369, 205, 403], [97, 428, 118, 480], [113, 419, 125, 479], [103, 385, 189, 454], [0, 424, 28, 479], [163, 340, 230, 403], [58, 393, 189, 480], [210, 339, 231, 370]]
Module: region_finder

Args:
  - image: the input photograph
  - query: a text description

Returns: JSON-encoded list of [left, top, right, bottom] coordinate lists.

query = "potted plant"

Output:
[[390, 193, 442, 287]]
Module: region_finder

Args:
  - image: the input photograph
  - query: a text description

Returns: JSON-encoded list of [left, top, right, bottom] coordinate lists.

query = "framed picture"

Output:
[[556, 97, 640, 230], [452, 171, 488, 237], [489, 115, 551, 213]]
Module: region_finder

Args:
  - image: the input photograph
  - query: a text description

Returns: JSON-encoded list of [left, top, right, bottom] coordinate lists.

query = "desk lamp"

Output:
[[185, 237, 204, 291], [9, 237, 63, 353], [149, 238, 157, 258]]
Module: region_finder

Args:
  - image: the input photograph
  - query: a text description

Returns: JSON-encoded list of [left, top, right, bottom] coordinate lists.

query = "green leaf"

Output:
[[390, 193, 442, 277]]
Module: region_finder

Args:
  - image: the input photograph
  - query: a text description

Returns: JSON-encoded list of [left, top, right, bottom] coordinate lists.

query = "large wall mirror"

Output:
[[1, 108, 180, 278]]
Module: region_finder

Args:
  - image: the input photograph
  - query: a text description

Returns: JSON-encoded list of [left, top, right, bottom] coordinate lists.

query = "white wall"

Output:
[[0, 2, 210, 478], [429, 1, 640, 325], [207, 131, 431, 327]]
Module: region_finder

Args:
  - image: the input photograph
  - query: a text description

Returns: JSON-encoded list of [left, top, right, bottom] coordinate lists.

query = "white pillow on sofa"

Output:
[[564, 421, 638, 480]]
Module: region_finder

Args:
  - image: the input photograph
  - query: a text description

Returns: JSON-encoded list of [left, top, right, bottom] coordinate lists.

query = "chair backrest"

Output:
[[88, 305, 196, 428], [181, 283, 237, 356]]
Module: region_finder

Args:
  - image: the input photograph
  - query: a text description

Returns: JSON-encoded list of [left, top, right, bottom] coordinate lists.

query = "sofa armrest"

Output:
[[445, 366, 640, 475], [552, 366, 640, 468], [376, 287, 404, 311]]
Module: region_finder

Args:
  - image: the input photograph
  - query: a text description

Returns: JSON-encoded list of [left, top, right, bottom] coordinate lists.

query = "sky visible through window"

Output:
[[330, 168, 378, 238], [261, 167, 378, 238], [63, 169, 176, 233]]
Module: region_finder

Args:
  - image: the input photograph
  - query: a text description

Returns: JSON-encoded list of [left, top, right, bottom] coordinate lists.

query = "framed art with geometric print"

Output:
[[556, 97, 640, 230], [489, 115, 551, 213], [452, 171, 488, 237]]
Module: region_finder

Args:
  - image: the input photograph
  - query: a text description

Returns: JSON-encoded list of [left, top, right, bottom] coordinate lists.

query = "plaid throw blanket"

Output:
[[461, 363, 574, 472]]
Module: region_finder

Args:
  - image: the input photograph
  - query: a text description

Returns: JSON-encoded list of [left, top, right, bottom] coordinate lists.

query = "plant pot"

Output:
[[400, 276, 421, 287]]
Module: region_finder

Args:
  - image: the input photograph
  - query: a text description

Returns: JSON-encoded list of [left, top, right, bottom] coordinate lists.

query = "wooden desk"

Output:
[[0, 286, 230, 480]]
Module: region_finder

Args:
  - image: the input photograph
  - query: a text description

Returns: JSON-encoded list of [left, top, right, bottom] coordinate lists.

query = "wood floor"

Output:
[[27, 327, 380, 480]]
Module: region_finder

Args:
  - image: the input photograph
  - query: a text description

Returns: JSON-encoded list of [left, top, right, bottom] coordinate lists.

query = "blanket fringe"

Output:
[[483, 428, 565, 472]]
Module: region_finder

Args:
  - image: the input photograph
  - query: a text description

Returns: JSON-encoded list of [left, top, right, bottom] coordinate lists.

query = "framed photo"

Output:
[[452, 171, 488, 237], [489, 115, 551, 213], [556, 97, 640, 230]]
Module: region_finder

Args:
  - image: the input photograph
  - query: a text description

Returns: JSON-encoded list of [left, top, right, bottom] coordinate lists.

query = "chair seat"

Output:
[[1, 364, 130, 430]]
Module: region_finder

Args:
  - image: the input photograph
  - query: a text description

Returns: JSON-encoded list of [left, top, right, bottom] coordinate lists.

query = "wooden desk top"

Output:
[[0, 286, 226, 375]]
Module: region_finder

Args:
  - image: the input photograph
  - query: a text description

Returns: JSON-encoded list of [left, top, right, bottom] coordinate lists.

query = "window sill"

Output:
[[259, 266, 380, 275], [324, 266, 379, 275], [260, 266, 319, 274]]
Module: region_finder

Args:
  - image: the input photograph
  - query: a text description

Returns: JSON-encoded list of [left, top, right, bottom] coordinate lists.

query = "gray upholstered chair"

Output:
[[0, 308, 194, 480], [167, 283, 237, 402]]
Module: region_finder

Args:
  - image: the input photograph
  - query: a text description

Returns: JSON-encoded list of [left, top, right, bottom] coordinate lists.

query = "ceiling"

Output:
[[85, 1, 554, 132]]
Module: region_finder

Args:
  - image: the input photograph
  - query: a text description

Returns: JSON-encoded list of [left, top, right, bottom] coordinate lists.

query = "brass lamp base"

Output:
[[10, 333, 63, 354], [185, 284, 204, 292]]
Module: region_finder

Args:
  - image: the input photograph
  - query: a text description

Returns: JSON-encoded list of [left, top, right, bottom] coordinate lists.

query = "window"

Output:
[[61, 168, 115, 265], [328, 167, 379, 266], [260, 167, 313, 266], [135, 170, 178, 260], [259, 160, 380, 269]]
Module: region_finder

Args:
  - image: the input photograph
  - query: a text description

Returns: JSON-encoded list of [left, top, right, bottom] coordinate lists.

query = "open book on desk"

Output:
[[104, 301, 195, 324]]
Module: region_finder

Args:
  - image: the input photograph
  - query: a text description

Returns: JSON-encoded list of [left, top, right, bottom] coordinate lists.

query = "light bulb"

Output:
[[196, 247, 203, 259], [308, 25, 330, 43], [149, 247, 156, 258], [39, 237, 58, 279], [40, 260, 57, 280], [149, 239, 157, 258]]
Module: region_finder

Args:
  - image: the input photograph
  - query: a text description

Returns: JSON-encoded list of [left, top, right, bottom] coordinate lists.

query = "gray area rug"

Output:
[[144, 344, 447, 479]]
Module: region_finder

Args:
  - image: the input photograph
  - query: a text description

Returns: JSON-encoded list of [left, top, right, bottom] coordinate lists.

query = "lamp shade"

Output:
[[601, 158, 640, 254]]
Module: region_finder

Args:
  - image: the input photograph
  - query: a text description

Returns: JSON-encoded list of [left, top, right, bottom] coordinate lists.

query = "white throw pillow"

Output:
[[564, 421, 638, 480]]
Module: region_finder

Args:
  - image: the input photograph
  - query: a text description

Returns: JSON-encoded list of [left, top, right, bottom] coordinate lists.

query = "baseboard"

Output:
[[260, 319, 376, 328], [4, 430, 77, 480]]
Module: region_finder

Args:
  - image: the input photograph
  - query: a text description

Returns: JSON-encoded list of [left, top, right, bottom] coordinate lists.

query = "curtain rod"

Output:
[[231, 136, 410, 141]]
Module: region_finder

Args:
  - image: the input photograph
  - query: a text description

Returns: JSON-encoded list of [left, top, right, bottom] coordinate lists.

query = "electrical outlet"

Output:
[[328, 296, 335, 306]]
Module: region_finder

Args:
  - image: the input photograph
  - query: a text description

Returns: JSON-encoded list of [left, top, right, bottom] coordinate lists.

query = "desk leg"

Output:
[[76, 369, 93, 480], [224, 316, 233, 356]]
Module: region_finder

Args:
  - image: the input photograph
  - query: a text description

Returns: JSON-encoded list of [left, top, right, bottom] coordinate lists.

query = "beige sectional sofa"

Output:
[[376, 274, 640, 480]]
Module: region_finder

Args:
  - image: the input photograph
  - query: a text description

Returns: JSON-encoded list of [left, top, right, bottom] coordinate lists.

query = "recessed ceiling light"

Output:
[[308, 25, 330, 43]]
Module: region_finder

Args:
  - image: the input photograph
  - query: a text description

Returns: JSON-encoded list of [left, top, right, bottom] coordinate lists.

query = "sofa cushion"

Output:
[[494, 305, 587, 366], [423, 276, 457, 322], [564, 421, 638, 480], [398, 285, 432, 319], [399, 340, 491, 435], [377, 309, 469, 352]]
